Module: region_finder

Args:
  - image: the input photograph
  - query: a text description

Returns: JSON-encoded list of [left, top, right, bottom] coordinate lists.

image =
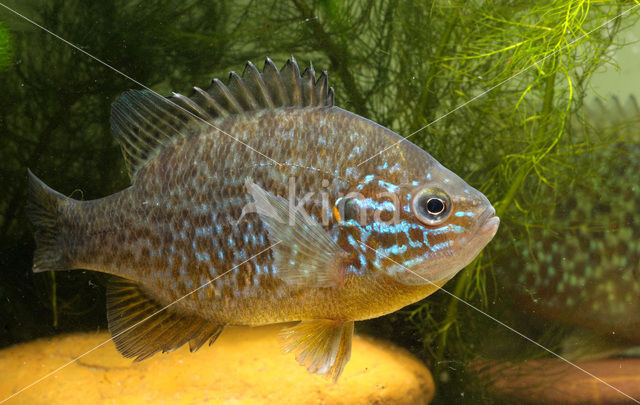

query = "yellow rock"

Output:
[[0, 325, 434, 404]]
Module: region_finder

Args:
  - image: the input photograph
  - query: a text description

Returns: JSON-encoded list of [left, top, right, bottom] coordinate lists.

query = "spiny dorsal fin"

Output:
[[110, 57, 335, 178], [106, 277, 224, 361]]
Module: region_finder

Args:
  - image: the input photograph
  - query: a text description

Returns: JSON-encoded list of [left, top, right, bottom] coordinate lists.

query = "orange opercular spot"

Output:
[[333, 205, 342, 222]]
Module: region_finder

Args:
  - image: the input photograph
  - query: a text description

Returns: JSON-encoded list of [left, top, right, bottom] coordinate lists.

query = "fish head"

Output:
[[342, 161, 499, 286], [393, 162, 499, 285]]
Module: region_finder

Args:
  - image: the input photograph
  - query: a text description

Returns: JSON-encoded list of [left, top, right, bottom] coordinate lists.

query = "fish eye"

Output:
[[426, 198, 445, 215], [412, 189, 451, 226]]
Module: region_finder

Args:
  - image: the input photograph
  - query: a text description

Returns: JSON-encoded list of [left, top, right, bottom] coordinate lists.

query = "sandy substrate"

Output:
[[0, 325, 434, 404]]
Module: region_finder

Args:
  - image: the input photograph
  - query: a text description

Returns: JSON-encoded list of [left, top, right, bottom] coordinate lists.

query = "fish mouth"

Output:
[[475, 207, 500, 239]]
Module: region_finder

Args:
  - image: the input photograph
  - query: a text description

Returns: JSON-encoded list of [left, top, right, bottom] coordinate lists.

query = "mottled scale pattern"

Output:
[[501, 96, 640, 341], [63, 107, 440, 324]]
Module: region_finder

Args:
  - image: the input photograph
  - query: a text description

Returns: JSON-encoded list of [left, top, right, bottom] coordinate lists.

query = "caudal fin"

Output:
[[26, 169, 71, 273]]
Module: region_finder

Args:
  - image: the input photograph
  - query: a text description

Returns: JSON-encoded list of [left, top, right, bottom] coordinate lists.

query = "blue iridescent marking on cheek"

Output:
[[358, 254, 367, 267], [386, 244, 407, 255], [426, 173, 431, 180], [408, 236, 423, 248], [429, 224, 465, 236], [402, 255, 426, 268], [372, 255, 381, 268], [454, 211, 475, 218], [432, 241, 453, 252]]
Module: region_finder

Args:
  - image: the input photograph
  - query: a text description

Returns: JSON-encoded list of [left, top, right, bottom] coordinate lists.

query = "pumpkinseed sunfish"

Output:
[[27, 58, 499, 380]]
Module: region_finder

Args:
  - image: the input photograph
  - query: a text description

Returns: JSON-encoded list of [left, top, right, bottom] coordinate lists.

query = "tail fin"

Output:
[[26, 169, 72, 273]]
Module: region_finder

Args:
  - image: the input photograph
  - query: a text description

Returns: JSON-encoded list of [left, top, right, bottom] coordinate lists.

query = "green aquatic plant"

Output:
[[0, 21, 11, 71], [386, 1, 639, 399]]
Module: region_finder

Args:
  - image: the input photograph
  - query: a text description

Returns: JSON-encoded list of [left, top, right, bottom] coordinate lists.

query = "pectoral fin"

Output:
[[280, 319, 354, 382], [245, 180, 347, 288], [106, 277, 224, 360]]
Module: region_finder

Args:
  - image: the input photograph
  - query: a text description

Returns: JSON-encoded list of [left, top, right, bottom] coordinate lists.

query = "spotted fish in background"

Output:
[[503, 96, 640, 351], [26, 58, 499, 380]]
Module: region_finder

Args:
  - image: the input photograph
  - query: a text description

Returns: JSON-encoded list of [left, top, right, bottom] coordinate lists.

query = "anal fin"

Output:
[[281, 319, 354, 382], [106, 277, 223, 361]]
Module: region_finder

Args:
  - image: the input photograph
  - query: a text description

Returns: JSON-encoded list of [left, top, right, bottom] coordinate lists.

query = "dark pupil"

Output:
[[426, 198, 445, 215]]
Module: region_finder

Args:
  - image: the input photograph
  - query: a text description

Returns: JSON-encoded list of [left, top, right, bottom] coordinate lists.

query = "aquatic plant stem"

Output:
[[434, 259, 473, 368], [435, 55, 560, 366], [290, 0, 367, 115], [418, 15, 458, 124]]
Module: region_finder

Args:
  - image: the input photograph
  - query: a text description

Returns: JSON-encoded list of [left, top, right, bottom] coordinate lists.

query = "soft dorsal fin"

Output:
[[106, 277, 224, 360], [110, 57, 335, 178]]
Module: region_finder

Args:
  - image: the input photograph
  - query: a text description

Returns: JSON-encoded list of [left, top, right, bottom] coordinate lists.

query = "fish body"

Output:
[[27, 58, 499, 379]]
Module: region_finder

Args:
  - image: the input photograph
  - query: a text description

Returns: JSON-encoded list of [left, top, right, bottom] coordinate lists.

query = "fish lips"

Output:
[[475, 207, 500, 240], [461, 206, 500, 255]]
